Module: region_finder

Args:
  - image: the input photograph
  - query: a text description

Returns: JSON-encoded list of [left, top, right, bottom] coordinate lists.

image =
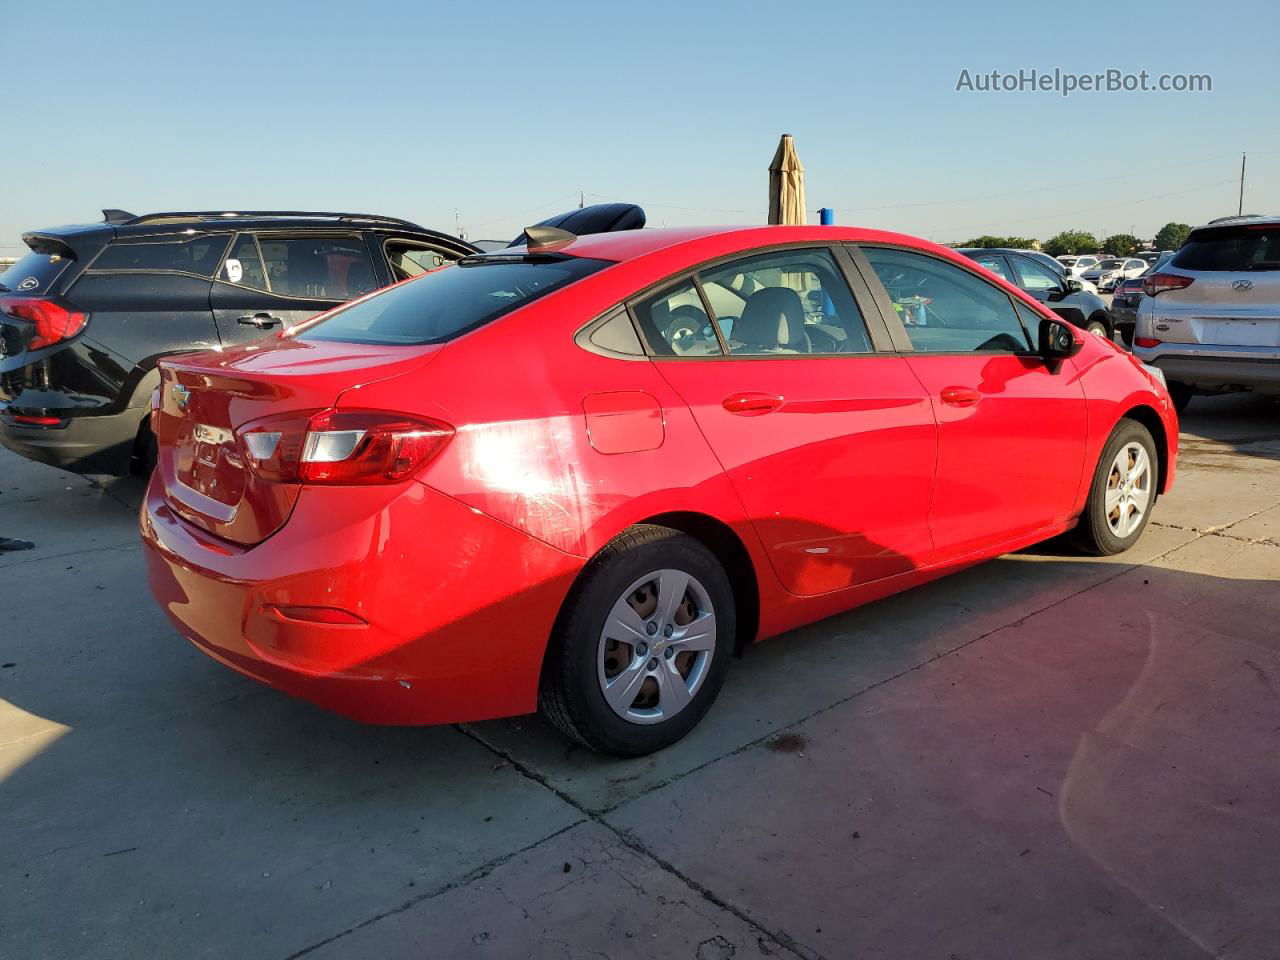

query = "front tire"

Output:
[[1074, 419, 1158, 556], [539, 525, 735, 756]]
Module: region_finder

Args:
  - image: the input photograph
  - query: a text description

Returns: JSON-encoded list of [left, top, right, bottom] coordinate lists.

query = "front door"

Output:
[[634, 246, 938, 596], [210, 232, 380, 347], [857, 246, 1088, 562]]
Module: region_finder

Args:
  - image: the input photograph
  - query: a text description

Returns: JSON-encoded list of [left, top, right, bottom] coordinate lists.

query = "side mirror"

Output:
[[1065, 278, 1084, 294], [1039, 318, 1083, 359]]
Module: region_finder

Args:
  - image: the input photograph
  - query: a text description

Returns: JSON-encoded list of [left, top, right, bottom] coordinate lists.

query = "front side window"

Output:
[[91, 234, 230, 276], [1012, 255, 1063, 294], [698, 248, 872, 356], [972, 253, 1014, 283], [862, 247, 1032, 354], [258, 235, 378, 300], [386, 241, 456, 281], [296, 255, 610, 345]]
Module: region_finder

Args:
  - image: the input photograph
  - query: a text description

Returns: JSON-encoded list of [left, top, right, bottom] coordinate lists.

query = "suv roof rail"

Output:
[[122, 210, 428, 230]]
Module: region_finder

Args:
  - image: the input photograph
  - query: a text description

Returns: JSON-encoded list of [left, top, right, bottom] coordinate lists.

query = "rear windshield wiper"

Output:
[[1245, 261, 1280, 270]]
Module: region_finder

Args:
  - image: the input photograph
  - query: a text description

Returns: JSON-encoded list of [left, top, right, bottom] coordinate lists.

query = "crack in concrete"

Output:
[[279, 818, 586, 960]]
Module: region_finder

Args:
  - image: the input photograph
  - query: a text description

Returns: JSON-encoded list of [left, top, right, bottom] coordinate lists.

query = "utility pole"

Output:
[[1239, 153, 1247, 215]]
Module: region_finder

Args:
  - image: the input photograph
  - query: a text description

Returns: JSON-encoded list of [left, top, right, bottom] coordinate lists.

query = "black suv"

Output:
[[0, 205, 641, 473]]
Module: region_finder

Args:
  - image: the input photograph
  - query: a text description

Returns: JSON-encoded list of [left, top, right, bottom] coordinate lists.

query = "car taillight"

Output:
[[0, 297, 88, 350], [1142, 273, 1194, 297], [1134, 337, 1162, 348], [238, 409, 454, 485]]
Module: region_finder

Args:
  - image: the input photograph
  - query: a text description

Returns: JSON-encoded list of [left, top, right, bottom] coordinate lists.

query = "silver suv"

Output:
[[1133, 215, 1280, 410]]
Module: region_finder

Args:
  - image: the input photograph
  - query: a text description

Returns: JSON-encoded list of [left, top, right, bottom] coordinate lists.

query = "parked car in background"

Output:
[[1061, 254, 1102, 277], [1135, 250, 1172, 266], [141, 222, 1176, 755], [958, 247, 1114, 338], [1112, 252, 1175, 345], [1133, 215, 1280, 410], [0, 204, 643, 474], [1083, 257, 1148, 292]]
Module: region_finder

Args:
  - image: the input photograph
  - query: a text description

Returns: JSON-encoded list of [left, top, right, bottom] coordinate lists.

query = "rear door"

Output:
[[210, 232, 380, 346], [636, 245, 938, 596], [1148, 222, 1280, 347], [856, 245, 1088, 562]]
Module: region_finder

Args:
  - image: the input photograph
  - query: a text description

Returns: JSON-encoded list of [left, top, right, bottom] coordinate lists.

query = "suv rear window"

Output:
[[296, 255, 610, 345], [1173, 225, 1280, 272], [0, 250, 73, 295]]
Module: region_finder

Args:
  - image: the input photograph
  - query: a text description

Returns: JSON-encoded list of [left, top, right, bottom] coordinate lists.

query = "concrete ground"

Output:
[[2, 394, 1278, 960]]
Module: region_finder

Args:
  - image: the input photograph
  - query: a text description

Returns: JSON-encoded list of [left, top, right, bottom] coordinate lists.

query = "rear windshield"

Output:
[[296, 255, 610, 345], [0, 250, 73, 295], [1173, 225, 1280, 272]]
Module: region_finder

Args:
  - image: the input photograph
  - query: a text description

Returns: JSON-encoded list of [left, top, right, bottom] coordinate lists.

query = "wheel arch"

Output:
[[549, 512, 761, 663], [1120, 403, 1171, 494]]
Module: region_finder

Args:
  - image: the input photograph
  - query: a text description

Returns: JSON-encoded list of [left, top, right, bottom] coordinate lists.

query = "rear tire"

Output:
[[539, 525, 735, 757], [1167, 381, 1193, 413], [130, 418, 158, 476], [1074, 419, 1158, 556]]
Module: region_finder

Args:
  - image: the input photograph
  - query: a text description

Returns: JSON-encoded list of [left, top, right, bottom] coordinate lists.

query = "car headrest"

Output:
[[736, 287, 805, 348]]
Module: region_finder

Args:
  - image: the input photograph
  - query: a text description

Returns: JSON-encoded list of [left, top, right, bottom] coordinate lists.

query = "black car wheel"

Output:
[[539, 525, 735, 756], [1075, 419, 1158, 556]]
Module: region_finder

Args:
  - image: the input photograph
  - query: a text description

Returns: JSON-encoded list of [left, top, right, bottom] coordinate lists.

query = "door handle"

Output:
[[940, 386, 981, 407], [237, 313, 282, 329], [722, 392, 784, 416]]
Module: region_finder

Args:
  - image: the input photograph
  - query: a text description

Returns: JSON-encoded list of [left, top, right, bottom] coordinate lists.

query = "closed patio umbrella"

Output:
[[768, 133, 806, 225]]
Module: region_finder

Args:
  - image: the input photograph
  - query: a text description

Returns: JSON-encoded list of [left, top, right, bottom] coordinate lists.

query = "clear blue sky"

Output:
[[5, 0, 1278, 251]]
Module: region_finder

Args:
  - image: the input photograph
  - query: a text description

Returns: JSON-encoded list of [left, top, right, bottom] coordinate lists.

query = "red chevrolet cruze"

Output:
[[141, 224, 1177, 755]]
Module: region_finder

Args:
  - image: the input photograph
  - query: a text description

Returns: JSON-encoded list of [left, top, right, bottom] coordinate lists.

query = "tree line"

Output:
[[957, 223, 1192, 257]]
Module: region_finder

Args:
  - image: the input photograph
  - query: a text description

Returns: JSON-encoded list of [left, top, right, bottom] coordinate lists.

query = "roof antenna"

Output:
[[521, 225, 576, 249], [102, 209, 136, 224]]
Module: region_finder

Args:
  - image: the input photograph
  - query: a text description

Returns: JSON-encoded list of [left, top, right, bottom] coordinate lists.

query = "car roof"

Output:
[[522, 224, 957, 264], [23, 210, 474, 249]]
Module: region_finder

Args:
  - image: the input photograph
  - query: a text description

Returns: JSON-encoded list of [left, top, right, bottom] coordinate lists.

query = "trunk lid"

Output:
[[155, 337, 441, 545]]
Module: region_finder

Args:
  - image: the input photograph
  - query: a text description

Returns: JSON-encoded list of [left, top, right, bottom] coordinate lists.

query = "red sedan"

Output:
[[141, 224, 1177, 755]]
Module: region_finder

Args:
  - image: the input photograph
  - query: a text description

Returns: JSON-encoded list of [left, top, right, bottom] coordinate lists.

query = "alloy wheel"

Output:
[[1105, 441, 1152, 537]]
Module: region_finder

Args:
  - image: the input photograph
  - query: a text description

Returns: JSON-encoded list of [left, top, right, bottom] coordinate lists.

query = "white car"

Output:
[[1083, 257, 1148, 292], [1134, 215, 1280, 410]]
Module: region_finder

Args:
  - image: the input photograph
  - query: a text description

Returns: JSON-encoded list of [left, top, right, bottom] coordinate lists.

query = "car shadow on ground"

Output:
[[1179, 393, 1280, 462], [3, 503, 1276, 956]]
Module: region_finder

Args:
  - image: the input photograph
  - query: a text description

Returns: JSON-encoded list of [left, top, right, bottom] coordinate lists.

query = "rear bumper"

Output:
[[0, 407, 143, 473], [140, 475, 584, 725], [1133, 344, 1280, 392]]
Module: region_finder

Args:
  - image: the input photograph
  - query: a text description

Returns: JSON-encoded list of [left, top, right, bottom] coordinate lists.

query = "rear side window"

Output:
[[0, 250, 73, 294], [90, 234, 230, 276], [1173, 226, 1280, 272], [296, 256, 610, 345]]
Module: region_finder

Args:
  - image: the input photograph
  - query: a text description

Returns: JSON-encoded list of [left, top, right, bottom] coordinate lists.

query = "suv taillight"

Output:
[[0, 297, 88, 350], [237, 409, 454, 485], [1142, 273, 1194, 297]]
